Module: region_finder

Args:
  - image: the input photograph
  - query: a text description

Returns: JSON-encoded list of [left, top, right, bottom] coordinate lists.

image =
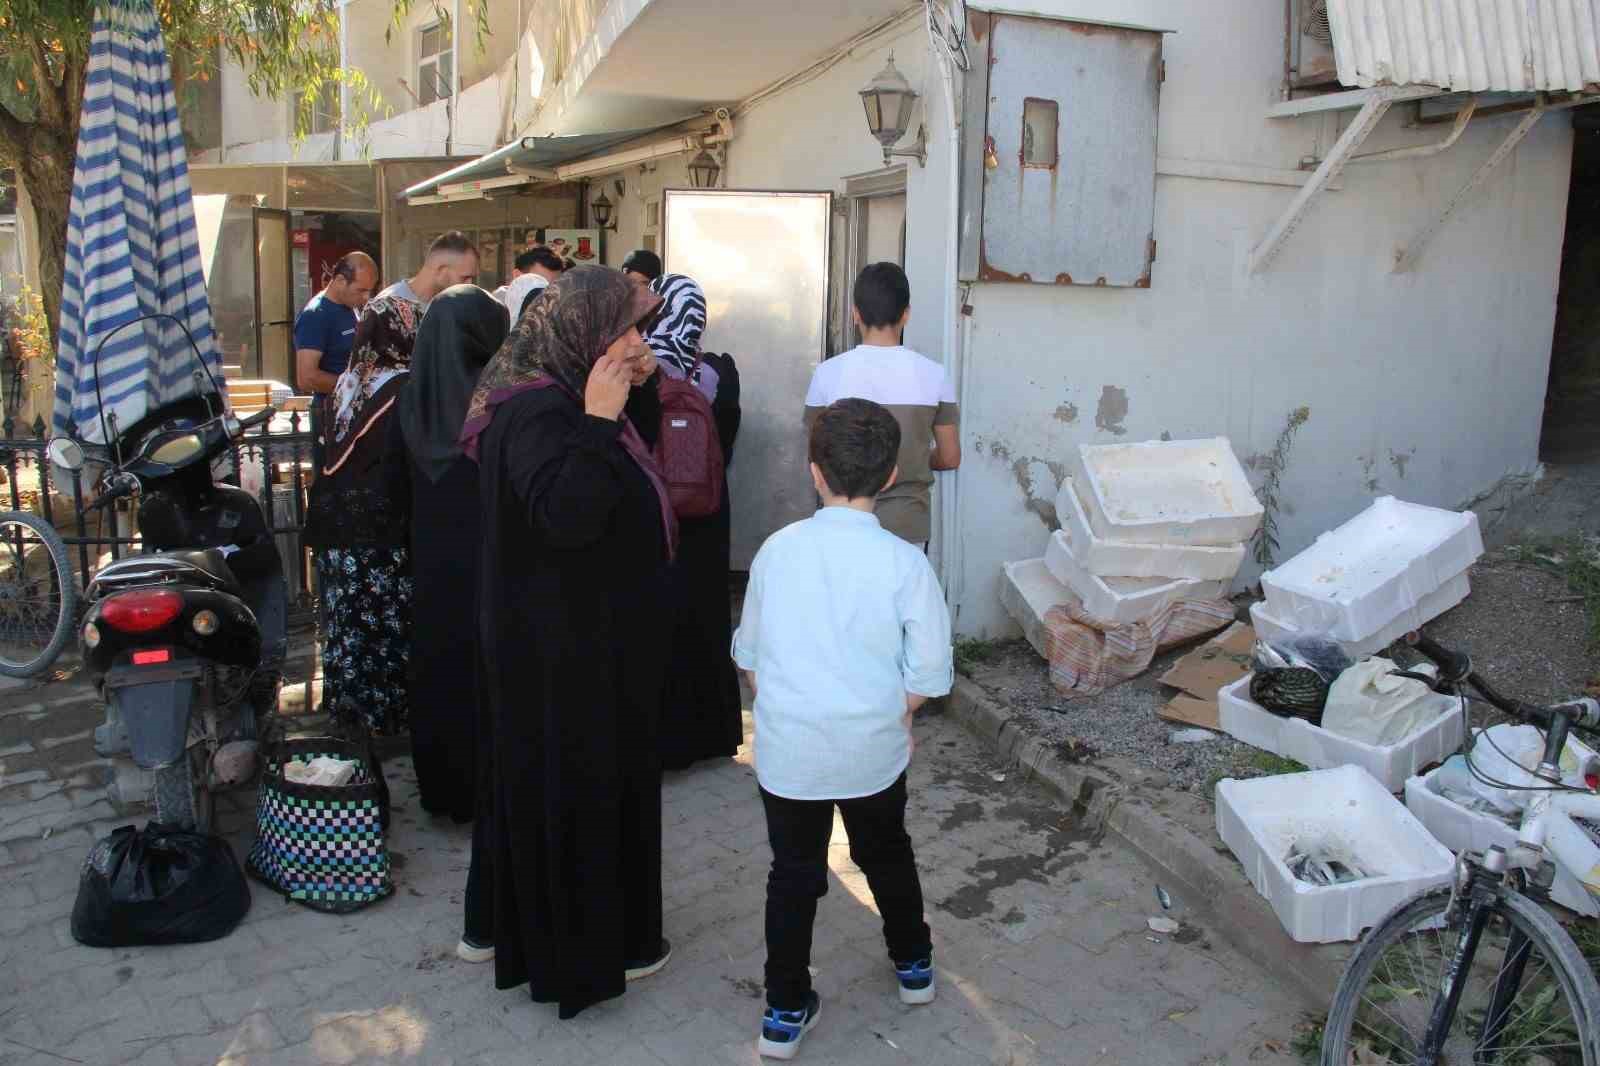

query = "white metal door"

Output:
[[663, 189, 832, 570]]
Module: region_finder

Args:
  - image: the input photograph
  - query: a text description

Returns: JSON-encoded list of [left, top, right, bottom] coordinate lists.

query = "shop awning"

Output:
[[401, 120, 701, 204]]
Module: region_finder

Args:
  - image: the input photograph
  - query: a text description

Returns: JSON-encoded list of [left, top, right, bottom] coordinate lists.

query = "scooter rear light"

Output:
[[132, 649, 171, 665], [101, 589, 183, 634]]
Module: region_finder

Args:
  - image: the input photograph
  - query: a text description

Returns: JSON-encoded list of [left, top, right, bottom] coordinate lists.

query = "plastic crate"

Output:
[[1044, 531, 1226, 625], [1216, 765, 1455, 943], [1054, 477, 1246, 581], [1071, 438, 1263, 547], [1218, 675, 1463, 793], [1261, 498, 1483, 642], [998, 559, 1070, 660]]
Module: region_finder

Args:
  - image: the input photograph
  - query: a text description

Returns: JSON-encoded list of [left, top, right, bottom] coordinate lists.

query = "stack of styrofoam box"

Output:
[[1218, 675, 1464, 793], [1254, 497, 1484, 659], [1217, 765, 1456, 942], [998, 439, 1260, 645]]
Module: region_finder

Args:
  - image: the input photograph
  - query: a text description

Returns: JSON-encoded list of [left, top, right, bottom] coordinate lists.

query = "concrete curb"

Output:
[[947, 677, 1349, 1014]]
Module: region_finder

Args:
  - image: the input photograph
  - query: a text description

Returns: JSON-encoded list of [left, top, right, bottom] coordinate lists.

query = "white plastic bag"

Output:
[[283, 755, 358, 788], [1463, 723, 1597, 815], [1320, 658, 1441, 745]]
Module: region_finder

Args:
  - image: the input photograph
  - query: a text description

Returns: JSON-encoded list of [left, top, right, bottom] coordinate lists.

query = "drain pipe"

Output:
[[927, 4, 966, 623]]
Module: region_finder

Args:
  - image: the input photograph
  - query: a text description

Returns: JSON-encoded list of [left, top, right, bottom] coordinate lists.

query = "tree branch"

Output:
[[0, 100, 31, 163], [26, 37, 63, 129]]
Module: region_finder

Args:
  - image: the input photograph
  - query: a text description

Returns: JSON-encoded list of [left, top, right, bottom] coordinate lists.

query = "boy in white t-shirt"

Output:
[[732, 398, 954, 1059]]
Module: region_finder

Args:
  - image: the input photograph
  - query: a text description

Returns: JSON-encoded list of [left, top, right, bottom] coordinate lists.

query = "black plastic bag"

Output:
[[71, 823, 251, 947]]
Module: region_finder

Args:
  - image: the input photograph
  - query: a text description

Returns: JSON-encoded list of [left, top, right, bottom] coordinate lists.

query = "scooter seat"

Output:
[[168, 549, 243, 595]]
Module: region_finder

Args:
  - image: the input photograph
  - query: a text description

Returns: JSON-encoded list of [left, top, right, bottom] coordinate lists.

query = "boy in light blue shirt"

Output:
[[733, 398, 954, 1060]]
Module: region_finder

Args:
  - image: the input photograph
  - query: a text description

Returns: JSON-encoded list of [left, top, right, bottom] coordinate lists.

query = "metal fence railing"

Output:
[[0, 410, 317, 617]]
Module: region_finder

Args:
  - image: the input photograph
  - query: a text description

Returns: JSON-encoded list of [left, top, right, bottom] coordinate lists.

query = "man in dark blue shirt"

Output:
[[294, 251, 376, 468]]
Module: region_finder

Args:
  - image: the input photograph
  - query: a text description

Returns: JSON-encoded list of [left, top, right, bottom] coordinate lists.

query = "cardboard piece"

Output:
[[1159, 694, 1221, 731], [1158, 622, 1255, 726]]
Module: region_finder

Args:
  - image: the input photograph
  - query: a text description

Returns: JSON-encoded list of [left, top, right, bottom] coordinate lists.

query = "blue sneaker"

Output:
[[758, 991, 821, 1060], [895, 957, 935, 1005]]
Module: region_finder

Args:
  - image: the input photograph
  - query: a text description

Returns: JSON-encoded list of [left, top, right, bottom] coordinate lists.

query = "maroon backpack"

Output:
[[654, 357, 725, 518]]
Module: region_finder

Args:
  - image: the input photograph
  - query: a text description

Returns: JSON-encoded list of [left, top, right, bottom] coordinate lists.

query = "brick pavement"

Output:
[[1, 683, 1307, 1066]]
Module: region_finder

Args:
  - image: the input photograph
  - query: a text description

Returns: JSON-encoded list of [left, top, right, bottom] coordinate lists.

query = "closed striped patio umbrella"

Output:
[[52, 0, 220, 443]]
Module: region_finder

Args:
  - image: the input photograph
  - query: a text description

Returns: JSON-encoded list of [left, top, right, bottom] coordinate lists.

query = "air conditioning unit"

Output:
[[1290, 0, 1339, 88]]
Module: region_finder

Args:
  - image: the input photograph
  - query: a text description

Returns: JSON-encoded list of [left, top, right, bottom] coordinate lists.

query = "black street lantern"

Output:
[[591, 189, 616, 230], [687, 148, 722, 189], [860, 54, 926, 167]]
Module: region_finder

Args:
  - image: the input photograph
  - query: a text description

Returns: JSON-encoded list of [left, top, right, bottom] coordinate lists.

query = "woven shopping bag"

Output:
[[246, 736, 393, 913]]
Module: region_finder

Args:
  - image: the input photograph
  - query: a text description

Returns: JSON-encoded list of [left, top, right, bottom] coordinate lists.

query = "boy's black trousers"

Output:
[[760, 772, 932, 1010]]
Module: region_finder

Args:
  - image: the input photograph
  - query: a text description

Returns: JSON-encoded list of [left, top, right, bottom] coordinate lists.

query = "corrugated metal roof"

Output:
[[1326, 0, 1600, 93]]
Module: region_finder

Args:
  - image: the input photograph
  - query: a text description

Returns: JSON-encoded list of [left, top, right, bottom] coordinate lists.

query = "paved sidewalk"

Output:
[[1, 705, 1306, 1066]]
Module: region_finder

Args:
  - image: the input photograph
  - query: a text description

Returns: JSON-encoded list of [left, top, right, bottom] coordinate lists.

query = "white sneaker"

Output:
[[456, 936, 494, 963]]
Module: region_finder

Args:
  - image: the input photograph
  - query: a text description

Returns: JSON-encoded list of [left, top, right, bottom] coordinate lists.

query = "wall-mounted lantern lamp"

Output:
[[590, 189, 617, 231], [860, 54, 926, 167], [687, 147, 723, 189]]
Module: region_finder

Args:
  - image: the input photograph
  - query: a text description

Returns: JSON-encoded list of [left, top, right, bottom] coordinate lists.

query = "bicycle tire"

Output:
[[0, 511, 77, 678], [1322, 887, 1600, 1065]]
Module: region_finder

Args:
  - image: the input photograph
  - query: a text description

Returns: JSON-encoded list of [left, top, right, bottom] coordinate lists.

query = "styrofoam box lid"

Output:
[[1218, 674, 1464, 794], [1044, 530, 1226, 625], [999, 559, 1072, 659], [1074, 438, 1264, 544], [1249, 569, 1472, 657], [1262, 497, 1482, 615], [1054, 476, 1247, 581]]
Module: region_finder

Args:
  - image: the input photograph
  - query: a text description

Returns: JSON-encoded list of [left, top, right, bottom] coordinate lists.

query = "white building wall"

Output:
[[934, 0, 1571, 635], [708, 0, 1571, 637]]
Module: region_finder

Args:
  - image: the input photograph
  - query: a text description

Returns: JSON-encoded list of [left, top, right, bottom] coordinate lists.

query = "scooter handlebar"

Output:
[[235, 407, 276, 433]]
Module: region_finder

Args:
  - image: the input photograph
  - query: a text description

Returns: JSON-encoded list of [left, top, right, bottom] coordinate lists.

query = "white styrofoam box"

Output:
[[1218, 675, 1464, 793], [1072, 438, 1264, 548], [1249, 571, 1473, 658], [1404, 767, 1599, 917], [1044, 531, 1226, 625], [1261, 497, 1484, 642], [1055, 477, 1247, 581], [1216, 765, 1455, 943], [998, 559, 1072, 660]]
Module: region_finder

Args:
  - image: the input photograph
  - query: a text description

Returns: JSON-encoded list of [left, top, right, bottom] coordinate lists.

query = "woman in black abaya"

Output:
[[460, 265, 674, 1019], [642, 274, 743, 770], [389, 285, 508, 823]]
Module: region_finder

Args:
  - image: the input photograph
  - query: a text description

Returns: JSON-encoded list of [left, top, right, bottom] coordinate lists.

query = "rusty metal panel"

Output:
[[977, 14, 1163, 287], [1327, 0, 1600, 93]]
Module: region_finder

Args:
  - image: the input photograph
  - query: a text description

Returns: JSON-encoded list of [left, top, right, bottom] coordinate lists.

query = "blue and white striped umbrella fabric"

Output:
[[53, 0, 221, 443]]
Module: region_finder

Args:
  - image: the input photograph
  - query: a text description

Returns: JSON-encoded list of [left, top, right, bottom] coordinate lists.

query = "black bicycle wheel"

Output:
[[0, 512, 77, 678], [1322, 887, 1600, 1065]]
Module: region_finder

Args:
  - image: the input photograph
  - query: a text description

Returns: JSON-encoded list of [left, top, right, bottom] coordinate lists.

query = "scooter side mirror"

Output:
[[47, 437, 85, 472]]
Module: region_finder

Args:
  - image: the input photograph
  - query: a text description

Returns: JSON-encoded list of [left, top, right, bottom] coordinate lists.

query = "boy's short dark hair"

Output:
[[852, 262, 911, 330], [809, 398, 901, 500]]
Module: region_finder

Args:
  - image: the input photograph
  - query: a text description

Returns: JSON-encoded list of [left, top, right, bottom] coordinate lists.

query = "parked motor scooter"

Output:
[[49, 315, 287, 831]]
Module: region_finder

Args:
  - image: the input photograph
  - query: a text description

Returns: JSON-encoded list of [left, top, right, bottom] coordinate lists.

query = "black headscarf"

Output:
[[397, 284, 508, 484]]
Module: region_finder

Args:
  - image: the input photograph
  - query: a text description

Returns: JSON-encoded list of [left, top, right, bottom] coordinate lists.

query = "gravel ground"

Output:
[[966, 550, 1598, 798]]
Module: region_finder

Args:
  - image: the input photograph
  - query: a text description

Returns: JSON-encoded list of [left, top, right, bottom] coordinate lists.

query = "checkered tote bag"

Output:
[[247, 737, 393, 913]]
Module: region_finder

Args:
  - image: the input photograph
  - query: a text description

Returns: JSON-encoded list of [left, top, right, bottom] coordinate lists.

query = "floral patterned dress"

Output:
[[304, 293, 420, 736]]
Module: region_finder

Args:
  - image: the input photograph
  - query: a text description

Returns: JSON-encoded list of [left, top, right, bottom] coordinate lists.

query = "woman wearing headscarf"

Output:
[[460, 265, 673, 1018], [303, 292, 420, 738], [388, 285, 508, 824], [643, 273, 743, 771]]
